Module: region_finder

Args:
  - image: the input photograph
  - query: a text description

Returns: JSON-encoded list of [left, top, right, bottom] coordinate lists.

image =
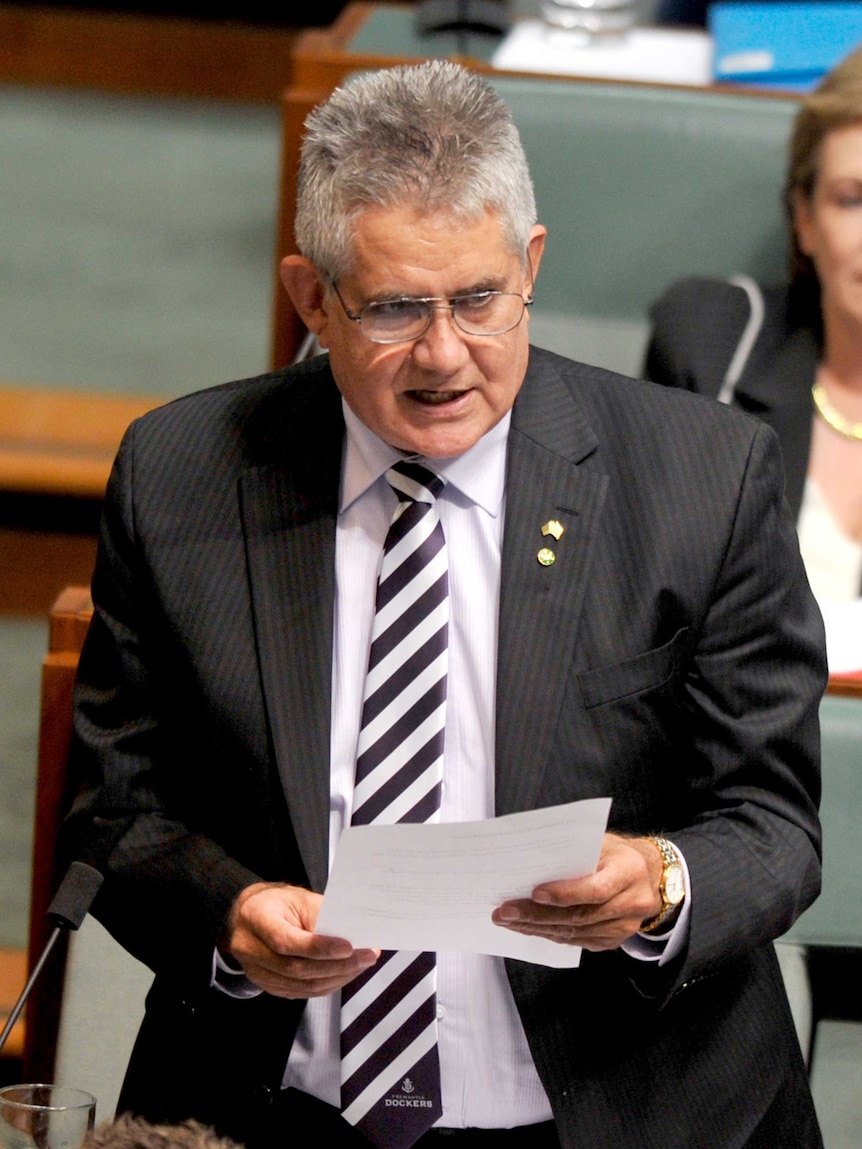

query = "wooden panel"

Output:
[[0, 948, 26, 1059], [0, 389, 160, 450], [0, 6, 300, 102], [0, 454, 118, 499], [0, 526, 98, 616], [827, 674, 862, 698], [49, 586, 95, 654], [24, 588, 93, 1083], [271, 86, 334, 369], [0, 387, 163, 500]]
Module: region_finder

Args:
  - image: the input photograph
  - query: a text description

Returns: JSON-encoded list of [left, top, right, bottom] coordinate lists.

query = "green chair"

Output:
[[786, 694, 862, 952]]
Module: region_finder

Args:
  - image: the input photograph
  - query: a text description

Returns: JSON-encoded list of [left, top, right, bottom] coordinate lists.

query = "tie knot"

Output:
[[386, 460, 444, 505]]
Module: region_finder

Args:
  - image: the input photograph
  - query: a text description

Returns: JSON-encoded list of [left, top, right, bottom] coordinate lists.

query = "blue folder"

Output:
[[710, 2, 862, 90]]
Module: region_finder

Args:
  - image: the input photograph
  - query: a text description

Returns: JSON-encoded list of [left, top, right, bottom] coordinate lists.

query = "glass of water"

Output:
[[0, 1086, 95, 1149]]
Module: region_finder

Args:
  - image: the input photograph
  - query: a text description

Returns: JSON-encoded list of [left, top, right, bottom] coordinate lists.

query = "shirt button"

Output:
[[436, 1003, 446, 1020]]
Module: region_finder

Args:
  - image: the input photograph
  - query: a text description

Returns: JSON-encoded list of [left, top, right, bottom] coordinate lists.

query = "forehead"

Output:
[[344, 205, 520, 298], [817, 123, 862, 180]]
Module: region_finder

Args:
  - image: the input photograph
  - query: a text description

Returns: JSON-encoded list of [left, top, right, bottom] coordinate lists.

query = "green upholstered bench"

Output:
[[785, 694, 862, 953]]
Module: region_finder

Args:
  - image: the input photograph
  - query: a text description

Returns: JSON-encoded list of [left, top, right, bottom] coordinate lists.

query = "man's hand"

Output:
[[221, 882, 379, 998], [491, 833, 663, 951]]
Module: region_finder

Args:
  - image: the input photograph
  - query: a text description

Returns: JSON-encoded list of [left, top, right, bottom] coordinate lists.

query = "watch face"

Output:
[[665, 865, 685, 905]]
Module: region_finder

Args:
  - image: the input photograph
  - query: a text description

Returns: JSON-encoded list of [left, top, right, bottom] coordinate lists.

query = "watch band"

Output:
[[640, 835, 685, 934]]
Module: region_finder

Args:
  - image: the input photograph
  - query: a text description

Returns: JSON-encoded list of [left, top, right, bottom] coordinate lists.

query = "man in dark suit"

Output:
[[67, 61, 826, 1148]]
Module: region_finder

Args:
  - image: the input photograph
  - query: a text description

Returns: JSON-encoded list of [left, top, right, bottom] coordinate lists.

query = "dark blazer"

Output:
[[645, 277, 818, 523], [66, 346, 826, 1149]]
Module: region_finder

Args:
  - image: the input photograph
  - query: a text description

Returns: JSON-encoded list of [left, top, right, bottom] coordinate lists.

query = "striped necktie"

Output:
[[340, 459, 447, 1148]]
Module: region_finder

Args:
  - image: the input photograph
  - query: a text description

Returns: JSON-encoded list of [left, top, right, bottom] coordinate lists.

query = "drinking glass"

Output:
[[0, 1085, 95, 1149]]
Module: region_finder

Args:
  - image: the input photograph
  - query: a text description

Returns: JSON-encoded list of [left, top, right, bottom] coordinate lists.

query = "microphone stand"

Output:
[[0, 862, 103, 1056]]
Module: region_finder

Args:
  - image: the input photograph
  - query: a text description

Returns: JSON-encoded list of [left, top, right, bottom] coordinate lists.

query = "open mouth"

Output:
[[408, 389, 469, 406]]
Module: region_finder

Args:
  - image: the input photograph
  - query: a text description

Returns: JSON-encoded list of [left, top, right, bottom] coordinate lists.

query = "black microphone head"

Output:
[[47, 861, 104, 930]]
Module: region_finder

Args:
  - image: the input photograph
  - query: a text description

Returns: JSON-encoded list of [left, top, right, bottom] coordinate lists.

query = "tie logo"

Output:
[[384, 1078, 435, 1109]]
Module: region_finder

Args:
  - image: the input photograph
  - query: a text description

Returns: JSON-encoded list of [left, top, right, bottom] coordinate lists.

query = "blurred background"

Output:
[[0, 5, 858, 1147]]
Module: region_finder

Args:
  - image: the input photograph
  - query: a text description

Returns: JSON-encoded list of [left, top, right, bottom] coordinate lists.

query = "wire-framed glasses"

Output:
[[330, 282, 534, 345]]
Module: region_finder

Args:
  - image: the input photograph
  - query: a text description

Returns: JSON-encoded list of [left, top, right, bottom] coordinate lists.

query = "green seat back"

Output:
[[785, 695, 862, 948]]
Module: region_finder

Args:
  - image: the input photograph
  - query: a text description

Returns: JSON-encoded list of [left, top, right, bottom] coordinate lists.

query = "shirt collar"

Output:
[[340, 400, 510, 517]]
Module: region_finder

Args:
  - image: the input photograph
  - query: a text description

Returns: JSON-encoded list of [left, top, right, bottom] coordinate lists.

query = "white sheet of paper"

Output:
[[316, 798, 611, 969]]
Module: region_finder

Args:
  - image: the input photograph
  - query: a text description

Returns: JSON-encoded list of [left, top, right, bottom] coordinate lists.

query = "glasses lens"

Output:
[[358, 292, 528, 343], [453, 292, 524, 336], [362, 299, 430, 343]]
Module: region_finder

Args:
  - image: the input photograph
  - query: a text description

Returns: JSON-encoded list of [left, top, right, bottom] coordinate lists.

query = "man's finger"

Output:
[[249, 946, 379, 981]]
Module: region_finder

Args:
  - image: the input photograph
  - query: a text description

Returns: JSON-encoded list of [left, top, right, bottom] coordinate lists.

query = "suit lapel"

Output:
[[495, 351, 608, 816], [240, 367, 343, 893]]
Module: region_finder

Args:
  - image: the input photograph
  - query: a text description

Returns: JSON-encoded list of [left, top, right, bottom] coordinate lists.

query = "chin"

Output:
[[402, 427, 483, 459]]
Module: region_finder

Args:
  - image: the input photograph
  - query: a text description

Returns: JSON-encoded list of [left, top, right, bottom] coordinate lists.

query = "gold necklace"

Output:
[[812, 382, 862, 441]]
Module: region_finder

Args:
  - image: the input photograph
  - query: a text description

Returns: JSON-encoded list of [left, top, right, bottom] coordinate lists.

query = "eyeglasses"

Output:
[[330, 282, 534, 345]]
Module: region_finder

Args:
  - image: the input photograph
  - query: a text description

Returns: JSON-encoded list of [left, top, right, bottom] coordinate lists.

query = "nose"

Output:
[[411, 305, 471, 374]]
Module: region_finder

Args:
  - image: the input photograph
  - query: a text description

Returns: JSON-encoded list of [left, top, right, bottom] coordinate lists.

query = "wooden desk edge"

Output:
[[826, 675, 862, 698], [0, 386, 165, 500]]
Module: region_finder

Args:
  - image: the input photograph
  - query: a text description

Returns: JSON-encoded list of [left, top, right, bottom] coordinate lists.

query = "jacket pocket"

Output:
[[577, 627, 690, 709]]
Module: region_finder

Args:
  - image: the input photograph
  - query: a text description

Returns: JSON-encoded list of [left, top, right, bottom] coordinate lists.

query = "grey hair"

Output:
[[294, 60, 537, 279], [83, 1117, 242, 1149]]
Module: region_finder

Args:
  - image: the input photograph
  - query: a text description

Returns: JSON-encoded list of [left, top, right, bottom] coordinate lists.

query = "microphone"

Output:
[[46, 861, 103, 930], [0, 861, 103, 1055]]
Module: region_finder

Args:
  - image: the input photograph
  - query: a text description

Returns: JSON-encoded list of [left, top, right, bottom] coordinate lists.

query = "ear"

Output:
[[792, 191, 815, 257], [525, 224, 547, 293], [280, 255, 333, 347]]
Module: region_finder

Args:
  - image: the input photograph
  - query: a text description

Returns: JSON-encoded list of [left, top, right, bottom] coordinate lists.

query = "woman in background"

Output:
[[646, 46, 862, 670]]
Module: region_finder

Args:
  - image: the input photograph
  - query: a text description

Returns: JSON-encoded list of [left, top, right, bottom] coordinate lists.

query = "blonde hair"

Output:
[[786, 46, 862, 290]]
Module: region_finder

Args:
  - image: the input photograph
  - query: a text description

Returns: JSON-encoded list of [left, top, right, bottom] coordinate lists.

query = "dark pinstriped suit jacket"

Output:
[[645, 279, 818, 524], [67, 345, 826, 1148]]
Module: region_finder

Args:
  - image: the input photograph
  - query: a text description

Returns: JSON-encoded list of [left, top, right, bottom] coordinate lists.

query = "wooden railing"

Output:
[[0, 387, 163, 500]]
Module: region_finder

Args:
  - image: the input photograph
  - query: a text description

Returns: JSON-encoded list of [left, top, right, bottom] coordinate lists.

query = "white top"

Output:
[[798, 477, 862, 672]]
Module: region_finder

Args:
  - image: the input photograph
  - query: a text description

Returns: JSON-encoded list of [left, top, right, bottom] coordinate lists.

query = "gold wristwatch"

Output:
[[640, 836, 685, 934]]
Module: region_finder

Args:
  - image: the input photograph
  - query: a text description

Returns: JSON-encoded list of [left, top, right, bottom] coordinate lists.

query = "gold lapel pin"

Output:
[[537, 547, 556, 566], [542, 520, 564, 540]]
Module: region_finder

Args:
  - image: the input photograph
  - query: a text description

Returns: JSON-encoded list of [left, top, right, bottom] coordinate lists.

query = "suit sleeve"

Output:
[[669, 418, 826, 986], [61, 421, 265, 988]]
